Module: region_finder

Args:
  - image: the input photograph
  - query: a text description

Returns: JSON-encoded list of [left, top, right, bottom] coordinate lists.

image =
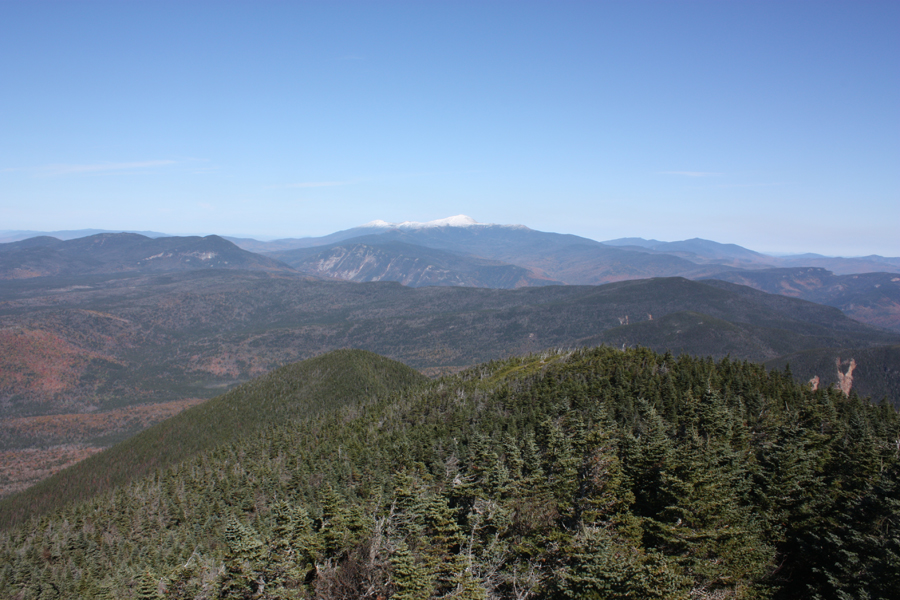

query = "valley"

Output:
[[6, 4, 897, 596], [1, 220, 899, 500]]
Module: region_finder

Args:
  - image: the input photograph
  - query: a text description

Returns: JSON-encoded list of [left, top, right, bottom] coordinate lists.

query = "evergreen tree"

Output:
[[164, 560, 200, 600], [444, 554, 487, 600], [625, 399, 677, 519], [219, 517, 266, 599], [555, 526, 689, 600], [649, 428, 772, 595], [389, 539, 431, 600], [136, 571, 163, 600]]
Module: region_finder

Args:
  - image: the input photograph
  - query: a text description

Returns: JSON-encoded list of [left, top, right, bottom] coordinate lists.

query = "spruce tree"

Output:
[[389, 539, 431, 600], [219, 517, 266, 599], [136, 571, 162, 600]]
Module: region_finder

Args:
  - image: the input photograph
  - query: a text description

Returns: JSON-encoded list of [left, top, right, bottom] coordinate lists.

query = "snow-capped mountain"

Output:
[[359, 215, 531, 230], [363, 215, 485, 228]]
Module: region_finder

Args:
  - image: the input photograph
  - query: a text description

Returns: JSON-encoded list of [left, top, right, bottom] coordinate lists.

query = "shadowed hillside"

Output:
[[765, 345, 900, 403], [706, 268, 900, 332]]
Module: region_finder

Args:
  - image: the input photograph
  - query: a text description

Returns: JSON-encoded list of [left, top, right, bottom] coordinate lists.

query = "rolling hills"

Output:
[[0, 233, 295, 279], [2, 223, 900, 499], [3, 271, 896, 421]]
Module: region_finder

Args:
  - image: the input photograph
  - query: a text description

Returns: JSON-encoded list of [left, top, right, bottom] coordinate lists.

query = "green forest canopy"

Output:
[[1, 346, 898, 599]]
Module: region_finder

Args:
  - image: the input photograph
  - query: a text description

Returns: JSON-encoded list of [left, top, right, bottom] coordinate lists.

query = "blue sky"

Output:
[[1, 1, 898, 256]]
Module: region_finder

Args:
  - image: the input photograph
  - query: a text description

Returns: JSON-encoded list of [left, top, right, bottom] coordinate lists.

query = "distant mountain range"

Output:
[[255, 216, 900, 333], [218, 215, 900, 273], [604, 237, 900, 274], [0, 228, 171, 242], [0, 233, 293, 278], [245, 215, 900, 288], [2, 218, 899, 335], [2, 218, 900, 497], [603, 236, 776, 266], [7, 218, 899, 274]]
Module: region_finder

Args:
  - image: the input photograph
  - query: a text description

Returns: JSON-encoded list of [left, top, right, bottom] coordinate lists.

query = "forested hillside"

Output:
[[0, 233, 295, 279], [1, 347, 897, 599], [706, 268, 900, 333], [0, 350, 427, 529], [6, 270, 900, 504]]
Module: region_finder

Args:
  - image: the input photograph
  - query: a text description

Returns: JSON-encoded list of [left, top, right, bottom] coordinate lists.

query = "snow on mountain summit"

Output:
[[358, 215, 531, 231], [362, 215, 481, 229], [411, 215, 479, 227]]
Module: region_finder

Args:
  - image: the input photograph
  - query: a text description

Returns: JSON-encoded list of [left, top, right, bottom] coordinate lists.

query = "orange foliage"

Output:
[[0, 397, 206, 441], [0, 445, 104, 497], [0, 397, 206, 497], [0, 328, 115, 399]]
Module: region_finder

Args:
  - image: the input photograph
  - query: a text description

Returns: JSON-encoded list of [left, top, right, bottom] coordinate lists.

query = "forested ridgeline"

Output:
[[1, 347, 898, 599], [0, 349, 428, 530]]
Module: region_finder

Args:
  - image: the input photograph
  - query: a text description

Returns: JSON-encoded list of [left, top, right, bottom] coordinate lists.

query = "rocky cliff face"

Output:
[[271, 241, 561, 288]]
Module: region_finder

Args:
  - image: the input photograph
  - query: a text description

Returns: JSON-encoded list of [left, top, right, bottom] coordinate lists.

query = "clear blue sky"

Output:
[[1, 1, 898, 256]]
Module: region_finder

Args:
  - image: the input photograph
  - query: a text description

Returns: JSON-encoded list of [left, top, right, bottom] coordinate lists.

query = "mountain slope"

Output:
[[604, 237, 900, 274], [237, 217, 900, 328], [289, 225, 730, 284], [3, 273, 898, 420], [268, 238, 561, 288], [0, 349, 426, 529], [231, 219, 900, 332], [1, 347, 896, 599], [228, 216, 724, 284], [0, 233, 295, 279], [349, 225, 706, 282], [604, 236, 777, 268], [706, 267, 900, 332], [779, 254, 900, 275], [765, 344, 900, 402], [588, 310, 811, 360]]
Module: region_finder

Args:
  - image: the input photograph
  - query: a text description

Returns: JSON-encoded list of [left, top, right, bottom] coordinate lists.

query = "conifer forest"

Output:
[[1, 347, 898, 599]]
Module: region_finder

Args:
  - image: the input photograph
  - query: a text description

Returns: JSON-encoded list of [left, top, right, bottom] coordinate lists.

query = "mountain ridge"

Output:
[[0, 349, 426, 529], [0, 233, 296, 279]]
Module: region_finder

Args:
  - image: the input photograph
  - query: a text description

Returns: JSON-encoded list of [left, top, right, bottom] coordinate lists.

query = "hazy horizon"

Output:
[[3, 216, 898, 260], [2, 1, 898, 256]]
